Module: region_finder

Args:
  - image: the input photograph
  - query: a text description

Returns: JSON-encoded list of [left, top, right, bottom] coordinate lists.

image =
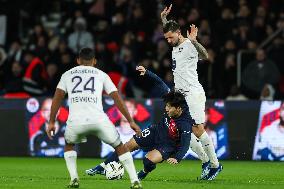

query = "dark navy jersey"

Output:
[[145, 70, 192, 162]]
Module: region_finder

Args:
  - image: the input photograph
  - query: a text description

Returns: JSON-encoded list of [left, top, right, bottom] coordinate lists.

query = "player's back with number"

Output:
[[57, 66, 117, 126]]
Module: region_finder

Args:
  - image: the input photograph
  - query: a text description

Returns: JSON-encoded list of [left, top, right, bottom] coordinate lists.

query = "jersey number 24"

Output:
[[71, 76, 95, 94]]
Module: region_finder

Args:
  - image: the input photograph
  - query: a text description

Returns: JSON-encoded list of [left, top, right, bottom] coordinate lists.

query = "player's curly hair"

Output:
[[163, 20, 181, 33], [162, 89, 186, 108]]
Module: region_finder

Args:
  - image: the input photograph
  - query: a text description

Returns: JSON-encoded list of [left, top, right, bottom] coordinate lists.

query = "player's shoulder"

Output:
[[183, 39, 195, 48], [174, 114, 191, 127], [184, 38, 192, 44]]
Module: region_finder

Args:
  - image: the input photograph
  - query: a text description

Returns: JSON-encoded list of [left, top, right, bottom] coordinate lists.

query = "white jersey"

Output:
[[260, 120, 284, 157], [57, 66, 117, 126], [172, 38, 204, 92]]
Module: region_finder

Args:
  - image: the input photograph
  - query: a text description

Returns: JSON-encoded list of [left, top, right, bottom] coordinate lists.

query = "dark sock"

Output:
[[143, 157, 156, 173], [104, 152, 119, 164]]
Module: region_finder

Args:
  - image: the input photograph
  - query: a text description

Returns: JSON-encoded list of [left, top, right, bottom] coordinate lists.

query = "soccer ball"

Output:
[[105, 161, 125, 180]]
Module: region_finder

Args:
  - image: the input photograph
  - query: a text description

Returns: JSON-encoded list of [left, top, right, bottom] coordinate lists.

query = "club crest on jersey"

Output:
[[178, 47, 183, 52]]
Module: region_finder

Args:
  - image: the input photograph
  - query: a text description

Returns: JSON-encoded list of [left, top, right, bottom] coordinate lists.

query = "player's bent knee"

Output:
[[64, 143, 75, 152], [109, 137, 122, 148], [143, 157, 156, 173], [125, 138, 139, 152], [192, 123, 205, 137]]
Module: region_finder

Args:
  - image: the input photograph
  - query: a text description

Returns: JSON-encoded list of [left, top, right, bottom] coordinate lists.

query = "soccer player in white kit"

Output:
[[46, 48, 142, 189], [160, 5, 222, 180]]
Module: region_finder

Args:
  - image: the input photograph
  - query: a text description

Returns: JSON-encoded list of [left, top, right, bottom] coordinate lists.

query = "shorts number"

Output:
[[71, 76, 95, 94], [141, 128, 151, 138]]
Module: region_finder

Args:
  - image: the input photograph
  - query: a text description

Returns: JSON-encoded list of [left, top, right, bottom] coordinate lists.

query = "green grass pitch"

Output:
[[0, 157, 284, 189]]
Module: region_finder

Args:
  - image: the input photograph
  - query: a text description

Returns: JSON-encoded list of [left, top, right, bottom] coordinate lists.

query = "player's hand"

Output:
[[46, 121, 56, 140], [187, 24, 198, 42], [167, 158, 178, 165], [136, 66, 146, 76], [161, 4, 172, 20], [130, 121, 142, 137]]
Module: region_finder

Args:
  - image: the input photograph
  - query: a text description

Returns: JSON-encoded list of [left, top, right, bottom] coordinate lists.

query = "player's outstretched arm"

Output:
[[136, 66, 170, 97], [187, 25, 209, 60], [47, 88, 65, 139], [161, 4, 172, 26], [174, 123, 191, 163], [109, 91, 142, 136]]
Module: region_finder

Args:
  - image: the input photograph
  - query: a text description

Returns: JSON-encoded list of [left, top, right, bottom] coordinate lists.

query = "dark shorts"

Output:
[[133, 127, 176, 160]]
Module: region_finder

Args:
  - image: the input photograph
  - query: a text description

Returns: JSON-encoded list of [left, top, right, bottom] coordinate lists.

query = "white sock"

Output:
[[64, 151, 78, 181], [190, 133, 209, 163], [100, 162, 106, 168], [118, 152, 139, 184], [199, 132, 219, 168]]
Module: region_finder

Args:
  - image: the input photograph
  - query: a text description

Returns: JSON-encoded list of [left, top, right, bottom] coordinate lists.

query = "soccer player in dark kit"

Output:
[[86, 66, 193, 180]]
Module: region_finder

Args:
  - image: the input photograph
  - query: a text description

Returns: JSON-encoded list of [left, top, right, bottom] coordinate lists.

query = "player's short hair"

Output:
[[163, 20, 181, 33], [163, 90, 186, 108], [78, 47, 95, 60]]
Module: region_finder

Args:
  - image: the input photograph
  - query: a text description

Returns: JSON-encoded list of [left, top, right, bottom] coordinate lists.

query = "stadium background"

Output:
[[0, 0, 284, 160], [1, 1, 284, 189]]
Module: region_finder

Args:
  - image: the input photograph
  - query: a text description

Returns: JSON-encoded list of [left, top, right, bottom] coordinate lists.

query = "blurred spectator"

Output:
[[242, 49, 280, 98], [268, 38, 284, 75], [260, 84, 275, 101], [4, 61, 24, 93], [59, 52, 76, 74], [50, 40, 74, 68], [215, 8, 235, 44], [107, 65, 134, 98], [68, 17, 94, 54], [108, 12, 127, 43], [27, 24, 48, 51], [46, 63, 60, 96], [226, 85, 248, 101], [33, 35, 50, 61], [7, 40, 25, 66], [23, 52, 48, 96], [0, 46, 7, 66]]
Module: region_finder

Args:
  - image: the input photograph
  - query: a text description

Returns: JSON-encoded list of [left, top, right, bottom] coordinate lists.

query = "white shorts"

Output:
[[185, 90, 206, 125], [64, 116, 121, 148]]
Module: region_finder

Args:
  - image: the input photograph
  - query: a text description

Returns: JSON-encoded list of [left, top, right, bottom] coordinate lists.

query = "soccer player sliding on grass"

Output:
[[86, 66, 193, 180]]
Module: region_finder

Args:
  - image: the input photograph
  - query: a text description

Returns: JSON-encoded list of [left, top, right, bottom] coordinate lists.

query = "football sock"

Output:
[[199, 132, 219, 168], [118, 152, 139, 183], [143, 157, 156, 173], [190, 133, 209, 163], [103, 152, 119, 167], [64, 151, 79, 181]]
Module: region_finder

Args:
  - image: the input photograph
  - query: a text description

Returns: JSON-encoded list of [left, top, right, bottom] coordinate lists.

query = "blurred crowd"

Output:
[[0, 0, 284, 99]]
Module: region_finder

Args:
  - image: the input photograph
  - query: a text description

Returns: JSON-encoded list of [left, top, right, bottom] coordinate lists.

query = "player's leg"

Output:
[[192, 124, 223, 179], [64, 124, 87, 188], [192, 124, 219, 167], [86, 138, 140, 176], [189, 133, 210, 179], [186, 92, 222, 180], [190, 133, 209, 163], [64, 144, 79, 188], [94, 118, 141, 188], [137, 149, 163, 180]]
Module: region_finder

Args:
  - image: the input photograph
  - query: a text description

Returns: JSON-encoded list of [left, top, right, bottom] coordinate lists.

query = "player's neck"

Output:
[[81, 64, 93, 67], [177, 36, 186, 46]]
